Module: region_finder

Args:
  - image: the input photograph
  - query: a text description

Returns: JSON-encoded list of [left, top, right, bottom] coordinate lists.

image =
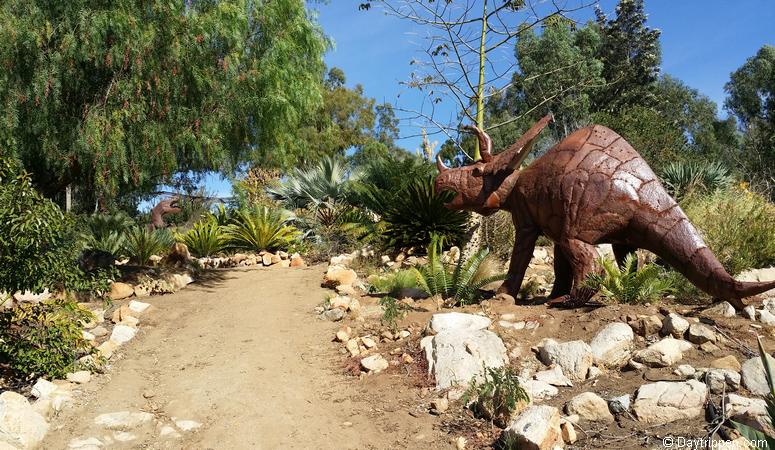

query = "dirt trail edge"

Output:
[[44, 265, 445, 450]]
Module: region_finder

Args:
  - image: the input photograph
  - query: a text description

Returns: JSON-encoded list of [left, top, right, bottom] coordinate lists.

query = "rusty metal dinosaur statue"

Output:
[[148, 196, 181, 230], [435, 115, 775, 309]]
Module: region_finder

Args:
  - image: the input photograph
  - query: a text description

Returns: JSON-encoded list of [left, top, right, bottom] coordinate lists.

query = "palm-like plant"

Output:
[[413, 234, 506, 306], [733, 336, 775, 448], [84, 212, 135, 256], [660, 160, 733, 199], [178, 219, 226, 257], [585, 254, 674, 304], [123, 226, 175, 265], [226, 207, 300, 252], [267, 156, 351, 209]]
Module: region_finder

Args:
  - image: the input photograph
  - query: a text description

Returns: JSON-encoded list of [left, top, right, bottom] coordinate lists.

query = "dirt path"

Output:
[[43, 265, 445, 450]]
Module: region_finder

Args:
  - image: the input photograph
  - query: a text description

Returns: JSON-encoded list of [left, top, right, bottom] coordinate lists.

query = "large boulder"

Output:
[[502, 405, 563, 450], [589, 322, 634, 368], [323, 265, 358, 288], [429, 312, 491, 334], [741, 354, 775, 396], [632, 380, 708, 424], [0, 391, 49, 449], [109, 282, 135, 300], [537, 340, 593, 381], [724, 394, 771, 434], [632, 338, 692, 367]]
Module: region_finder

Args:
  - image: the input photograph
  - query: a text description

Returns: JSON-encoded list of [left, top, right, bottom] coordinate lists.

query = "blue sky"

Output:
[[159, 0, 774, 207]]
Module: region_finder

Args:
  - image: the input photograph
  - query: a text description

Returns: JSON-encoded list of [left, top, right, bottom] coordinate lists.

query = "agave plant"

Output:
[[226, 207, 300, 252], [660, 160, 733, 199], [178, 219, 226, 257], [584, 254, 674, 304], [412, 234, 506, 306], [733, 336, 775, 448], [266, 156, 351, 209], [123, 226, 175, 265]]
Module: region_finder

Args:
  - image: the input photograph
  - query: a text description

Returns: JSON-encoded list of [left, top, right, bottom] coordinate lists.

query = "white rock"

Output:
[[68, 437, 104, 449], [633, 380, 708, 424], [534, 365, 573, 387], [704, 301, 737, 317], [360, 354, 389, 373], [31, 378, 58, 399], [329, 295, 352, 310], [66, 371, 92, 384], [662, 313, 689, 338], [589, 322, 634, 367], [421, 328, 507, 389], [586, 366, 603, 379], [173, 419, 202, 432], [94, 411, 154, 430], [632, 338, 692, 367], [429, 312, 491, 334], [537, 339, 593, 381], [741, 354, 775, 396], [759, 309, 775, 325], [127, 300, 150, 314], [90, 326, 109, 337], [110, 324, 137, 345], [565, 392, 614, 422], [82, 330, 95, 341], [0, 391, 49, 449], [744, 305, 757, 320], [609, 394, 631, 413], [360, 336, 377, 349], [686, 323, 717, 344], [502, 405, 563, 450], [521, 379, 559, 401], [703, 368, 741, 394], [113, 431, 137, 442], [725, 394, 770, 434], [674, 365, 696, 377], [159, 425, 182, 438]]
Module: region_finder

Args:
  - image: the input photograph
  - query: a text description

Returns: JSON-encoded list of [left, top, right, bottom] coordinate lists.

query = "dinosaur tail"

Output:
[[636, 203, 775, 309]]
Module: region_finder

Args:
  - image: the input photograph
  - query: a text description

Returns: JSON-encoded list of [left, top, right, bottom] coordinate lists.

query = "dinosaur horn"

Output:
[[461, 125, 493, 162], [504, 114, 554, 169], [436, 154, 448, 172]]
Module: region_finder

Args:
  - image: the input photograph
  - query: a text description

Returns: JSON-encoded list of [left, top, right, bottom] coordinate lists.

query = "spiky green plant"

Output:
[[584, 254, 674, 304], [123, 226, 175, 265], [178, 219, 226, 257], [733, 336, 775, 448], [412, 234, 506, 306], [226, 207, 300, 252], [660, 160, 733, 199], [379, 296, 404, 332], [267, 156, 351, 209], [83, 211, 135, 256], [368, 269, 419, 296], [462, 366, 530, 428]]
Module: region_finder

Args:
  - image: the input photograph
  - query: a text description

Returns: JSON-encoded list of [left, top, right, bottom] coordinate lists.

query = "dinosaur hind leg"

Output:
[[549, 243, 573, 298], [549, 239, 600, 307]]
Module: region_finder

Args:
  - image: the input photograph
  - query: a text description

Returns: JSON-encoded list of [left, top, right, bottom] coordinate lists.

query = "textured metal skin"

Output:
[[149, 196, 181, 230], [435, 120, 775, 308]]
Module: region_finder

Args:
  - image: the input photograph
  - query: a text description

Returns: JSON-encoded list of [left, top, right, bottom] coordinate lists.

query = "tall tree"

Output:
[[0, 0, 327, 208]]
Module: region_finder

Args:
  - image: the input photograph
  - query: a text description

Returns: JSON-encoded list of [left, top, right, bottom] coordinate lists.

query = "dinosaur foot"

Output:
[[546, 295, 588, 308]]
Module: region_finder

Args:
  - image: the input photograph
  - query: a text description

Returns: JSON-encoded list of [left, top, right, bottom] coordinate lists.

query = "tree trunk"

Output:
[[64, 185, 72, 213], [461, 213, 483, 260]]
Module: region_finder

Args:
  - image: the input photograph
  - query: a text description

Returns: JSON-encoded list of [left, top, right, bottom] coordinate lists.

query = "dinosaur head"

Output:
[[161, 196, 181, 214], [434, 114, 553, 215]]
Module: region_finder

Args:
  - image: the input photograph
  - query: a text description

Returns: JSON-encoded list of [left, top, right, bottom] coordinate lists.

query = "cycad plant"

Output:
[[462, 366, 530, 428], [178, 219, 226, 257], [266, 156, 351, 209], [733, 336, 775, 448], [412, 234, 506, 306], [660, 160, 733, 200], [123, 226, 175, 265], [226, 207, 300, 252], [84, 212, 135, 256], [584, 254, 674, 304]]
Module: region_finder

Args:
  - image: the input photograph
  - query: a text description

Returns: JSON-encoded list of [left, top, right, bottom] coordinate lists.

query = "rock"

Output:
[[686, 323, 717, 344], [279, 260, 291, 268], [173, 419, 202, 432], [534, 366, 573, 387], [93, 411, 154, 430], [90, 326, 109, 337], [703, 368, 741, 394], [744, 305, 757, 320], [632, 338, 692, 367], [521, 379, 559, 401], [68, 437, 105, 449], [537, 339, 593, 381], [0, 391, 49, 449], [608, 394, 631, 414], [586, 366, 603, 380], [560, 421, 576, 444], [430, 398, 449, 414], [724, 394, 769, 432], [97, 340, 119, 359], [323, 265, 358, 288], [346, 339, 360, 357], [401, 354, 414, 364], [329, 295, 352, 310], [630, 315, 663, 337], [502, 405, 562, 450], [428, 312, 491, 333], [289, 254, 306, 267], [159, 425, 181, 438], [398, 330, 411, 339], [82, 330, 96, 341], [361, 354, 389, 373], [322, 308, 345, 322], [565, 392, 614, 422], [421, 328, 507, 389], [632, 380, 708, 424], [711, 355, 741, 372], [335, 327, 352, 342], [675, 365, 696, 377], [589, 322, 634, 367], [112, 305, 137, 324], [31, 378, 58, 399], [66, 371, 92, 384], [260, 254, 272, 266], [700, 342, 720, 353], [110, 324, 137, 345], [127, 300, 150, 314], [662, 313, 689, 338], [109, 282, 134, 300], [759, 309, 775, 325], [169, 273, 194, 290], [704, 301, 737, 317], [742, 354, 775, 396], [360, 336, 377, 349]]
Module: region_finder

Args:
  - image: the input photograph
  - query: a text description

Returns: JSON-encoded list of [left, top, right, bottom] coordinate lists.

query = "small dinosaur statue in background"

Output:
[[434, 115, 775, 308], [148, 196, 181, 230]]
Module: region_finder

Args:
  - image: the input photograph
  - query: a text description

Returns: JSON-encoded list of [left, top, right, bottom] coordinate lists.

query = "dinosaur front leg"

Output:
[[549, 243, 573, 298], [497, 226, 539, 299], [549, 239, 600, 307]]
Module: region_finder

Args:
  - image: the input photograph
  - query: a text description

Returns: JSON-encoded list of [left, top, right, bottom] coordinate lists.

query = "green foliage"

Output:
[[0, 299, 96, 378], [267, 156, 351, 210], [368, 270, 419, 296], [83, 211, 135, 256], [681, 187, 775, 276], [379, 296, 404, 332], [585, 254, 673, 304], [733, 336, 775, 448], [462, 366, 530, 428], [413, 235, 506, 306], [0, 0, 327, 203], [178, 219, 226, 258], [123, 226, 175, 266], [226, 207, 300, 252], [660, 161, 733, 200]]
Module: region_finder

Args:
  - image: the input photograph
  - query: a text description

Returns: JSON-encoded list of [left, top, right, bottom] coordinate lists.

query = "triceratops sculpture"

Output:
[[435, 115, 775, 308]]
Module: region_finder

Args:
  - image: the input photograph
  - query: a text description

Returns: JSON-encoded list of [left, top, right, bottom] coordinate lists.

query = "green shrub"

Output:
[[368, 269, 419, 296], [178, 219, 226, 257], [463, 366, 530, 428], [0, 299, 96, 378], [226, 207, 300, 252], [379, 296, 405, 332], [682, 187, 775, 276], [413, 234, 506, 306], [584, 255, 674, 304], [267, 156, 351, 209], [83, 211, 135, 256], [733, 336, 775, 448], [660, 160, 733, 200], [481, 210, 516, 261], [123, 226, 175, 265]]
